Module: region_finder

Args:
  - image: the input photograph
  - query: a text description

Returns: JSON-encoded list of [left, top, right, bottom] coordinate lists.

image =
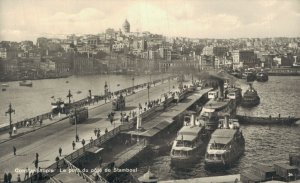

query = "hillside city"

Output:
[[0, 19, 300, 81]]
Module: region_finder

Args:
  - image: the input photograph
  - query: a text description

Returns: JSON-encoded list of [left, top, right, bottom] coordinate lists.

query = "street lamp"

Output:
[[67, 90, 73, 104], [5, 103, 15, 137], [147, 83, 150, 105], [132, 77, 135, 93], [74, 108, 78, 141], [168, 76, 171, 92]]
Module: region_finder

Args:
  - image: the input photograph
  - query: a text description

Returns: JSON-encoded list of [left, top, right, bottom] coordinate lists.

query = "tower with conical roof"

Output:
[[122, 19, 130, 33]]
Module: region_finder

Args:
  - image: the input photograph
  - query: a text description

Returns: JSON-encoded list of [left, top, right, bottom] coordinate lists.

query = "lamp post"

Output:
[[5, 103, 15, 137], [74, 108, 78, 141], [132, 77, 135, 93], [147, 83, 150, 105], [67, 90, 73, 104], [168, 76, 171, 92]]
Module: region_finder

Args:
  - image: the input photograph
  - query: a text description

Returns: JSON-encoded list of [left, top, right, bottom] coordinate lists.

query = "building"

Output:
[[122, 19, 130, 33], [232, 50, 257, 69], [200, 55, 215, 70]]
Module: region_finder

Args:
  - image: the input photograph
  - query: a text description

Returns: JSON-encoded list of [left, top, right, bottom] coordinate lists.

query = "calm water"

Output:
[[132, 76, 300, 180], [0, 74, 167, 125]]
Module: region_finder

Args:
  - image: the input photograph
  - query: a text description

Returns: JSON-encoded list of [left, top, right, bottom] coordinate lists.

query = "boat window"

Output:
[[210, 143, 225, 150], [176, 140, 192, 147]]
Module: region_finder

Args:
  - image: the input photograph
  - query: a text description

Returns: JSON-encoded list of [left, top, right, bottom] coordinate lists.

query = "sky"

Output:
[[0, 0, 299, 42]]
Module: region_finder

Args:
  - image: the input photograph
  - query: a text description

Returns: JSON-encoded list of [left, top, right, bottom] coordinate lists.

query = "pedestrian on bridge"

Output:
[[17, 174, 21, 182], [34, 159, 39, 169], [24, 168, 29, 180], [81, 139, 85, 146], [55, 156, 60, 169], [7, 172, 12, 183], [76, 134, 79, 142], [72, 141, 76, 150], [13, 146, 16, 156], [97, 128, 101, 136], [59, 147, 62, 157], [36, 153, 39, 160], [90, 137, 94, 145], [94, 128, 97, 136], [105, 128, 108, 134], [3, 172, 8, 183]]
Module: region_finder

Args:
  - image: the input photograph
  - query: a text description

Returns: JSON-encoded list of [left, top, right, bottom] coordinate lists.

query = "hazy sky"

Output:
[[0, 0, 299, 41]]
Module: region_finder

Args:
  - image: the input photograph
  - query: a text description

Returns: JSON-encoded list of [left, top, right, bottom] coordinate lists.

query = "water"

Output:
[[132, 76, 300, 180], [0, 74, 167, 125]]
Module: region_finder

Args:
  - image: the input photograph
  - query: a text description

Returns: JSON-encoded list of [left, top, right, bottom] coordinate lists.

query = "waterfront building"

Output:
[[200, 55, 215, 70], [232, 50, 257, 69]]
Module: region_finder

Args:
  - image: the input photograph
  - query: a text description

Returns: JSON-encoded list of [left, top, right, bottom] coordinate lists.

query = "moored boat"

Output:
[[236, 115, 300, 125], [170, 112, 208, 166], [205, 116, 245, 169], [199, 91, 237, 132], [241, 84, 260, 108], [19, 80, 33, 87], [256, 72, 268, 82], [242, 71, 256, 82], [225, 86, 242, 105]]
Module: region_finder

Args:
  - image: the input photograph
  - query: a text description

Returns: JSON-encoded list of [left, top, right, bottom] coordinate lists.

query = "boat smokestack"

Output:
[[136, 111, 142, 130], [218, 80, 224, 99], [224, 115, 229, 129], [190, 114, 195, 126]]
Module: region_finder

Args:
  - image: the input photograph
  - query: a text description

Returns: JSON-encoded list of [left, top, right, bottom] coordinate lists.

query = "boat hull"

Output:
[[241, 97, 260, 108], [236, 115, 299, 125]]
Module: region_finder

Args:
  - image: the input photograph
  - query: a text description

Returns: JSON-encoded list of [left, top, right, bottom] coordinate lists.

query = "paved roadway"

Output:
[[0, 80, 179, 182]]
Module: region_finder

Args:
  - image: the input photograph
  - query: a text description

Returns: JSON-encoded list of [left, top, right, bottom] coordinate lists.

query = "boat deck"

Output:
[[204, 99, 231, 110]]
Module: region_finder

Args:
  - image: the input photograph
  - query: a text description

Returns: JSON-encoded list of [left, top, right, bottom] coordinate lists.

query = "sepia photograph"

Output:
[[0, 0, 300, 182]]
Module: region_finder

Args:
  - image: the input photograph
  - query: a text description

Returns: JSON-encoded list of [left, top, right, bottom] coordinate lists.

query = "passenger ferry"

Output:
[[205, 116, 245, 169], [19, 80, 33, 87], [170, 112, 208, 166], [256, 72, 268, 82], [225, 86, 242, 105], [199, 91, 237, 132], [241, 84, 260, 108]]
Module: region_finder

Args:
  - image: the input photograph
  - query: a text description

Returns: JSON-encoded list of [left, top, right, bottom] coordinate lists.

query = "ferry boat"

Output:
[[205, 116, 245, 169], [170, 112, 208, 166], [225, 86, 242, 105], [19, 80, 33, 87], [199, 91, 237, 132], [242, 71, 256, 82], [256, 72, 268, 82], [241, 84, 260, 108]]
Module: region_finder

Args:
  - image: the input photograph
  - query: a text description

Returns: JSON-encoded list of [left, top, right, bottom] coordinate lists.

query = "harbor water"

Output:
[[132, 76, 300, 180], [0, 74, 168, 126]]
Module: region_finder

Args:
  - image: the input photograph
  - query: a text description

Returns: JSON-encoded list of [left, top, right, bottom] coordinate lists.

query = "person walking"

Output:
[[17, 174, 21, 182], [97, 128, 101, 136], [55, 156, 60, 169], [94, 128, 97, 136], [4, 172, 8, 183], [76, 134, 79, 142], [7, 172, 12, 183], [105, 128, 108, 134], [59, 147, 62, 157], [34, 159, 39, 169], [13, 146, 16, 156], [72, 141, 76, 150], [24, 168, 29, 180], [36, 153, 39, 160], [90, 137, 94, 146], [81, 139, 85, 146]]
